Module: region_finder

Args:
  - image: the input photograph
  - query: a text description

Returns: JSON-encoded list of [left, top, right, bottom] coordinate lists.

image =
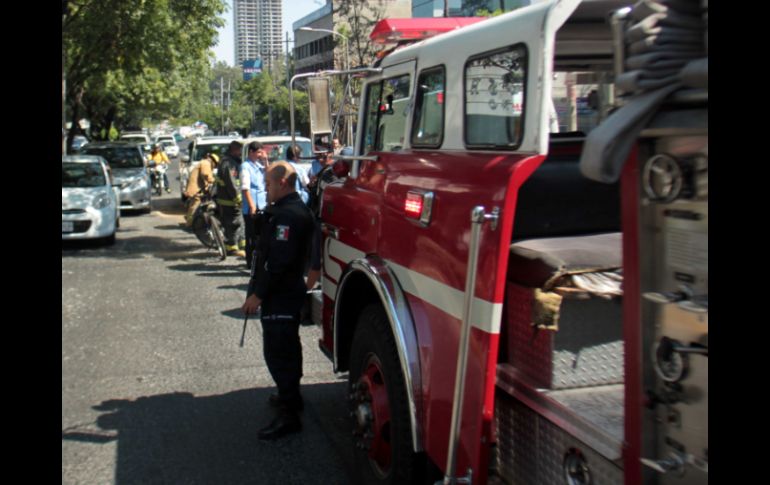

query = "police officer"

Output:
[[241, 161, 320, 441], [240, 141, 269, 269]]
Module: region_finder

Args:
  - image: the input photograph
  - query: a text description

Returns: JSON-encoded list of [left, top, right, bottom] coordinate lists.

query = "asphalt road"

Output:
[[62, 158, 357, 485]]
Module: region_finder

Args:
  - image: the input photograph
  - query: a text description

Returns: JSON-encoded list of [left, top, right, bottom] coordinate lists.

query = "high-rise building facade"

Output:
[[234, 0, 283, 67]]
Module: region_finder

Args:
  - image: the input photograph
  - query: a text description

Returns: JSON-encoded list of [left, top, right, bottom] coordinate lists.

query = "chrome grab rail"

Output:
[[331, 154, 379, 162], [439, 206, 499, 485]]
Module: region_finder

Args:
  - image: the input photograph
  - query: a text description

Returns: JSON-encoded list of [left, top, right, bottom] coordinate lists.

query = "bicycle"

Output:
[[190, 191, 227, 261]]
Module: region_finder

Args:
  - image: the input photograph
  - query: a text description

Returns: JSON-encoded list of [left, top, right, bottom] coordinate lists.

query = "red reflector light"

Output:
[[404, 193, 423, 218], [436, 92, 444, 104]]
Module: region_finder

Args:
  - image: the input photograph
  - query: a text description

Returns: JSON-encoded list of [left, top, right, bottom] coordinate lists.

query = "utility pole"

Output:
[[220, 76, 224, 135], [285, 31, 291, 88], [227, 78, 231, 133]]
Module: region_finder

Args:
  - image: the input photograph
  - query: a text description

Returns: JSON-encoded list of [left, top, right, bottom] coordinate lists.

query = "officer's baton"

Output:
[[240, 313, 249, 347]]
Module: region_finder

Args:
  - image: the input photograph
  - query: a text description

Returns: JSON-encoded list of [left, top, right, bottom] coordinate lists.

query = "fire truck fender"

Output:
[[334, 256, 424, 453]]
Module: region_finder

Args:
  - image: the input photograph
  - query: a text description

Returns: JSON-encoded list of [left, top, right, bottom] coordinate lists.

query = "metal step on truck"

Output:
[[291, 1, 708, 483]]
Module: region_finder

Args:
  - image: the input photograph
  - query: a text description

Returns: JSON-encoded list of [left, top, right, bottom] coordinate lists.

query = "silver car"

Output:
[[81, 142, 153, 213]]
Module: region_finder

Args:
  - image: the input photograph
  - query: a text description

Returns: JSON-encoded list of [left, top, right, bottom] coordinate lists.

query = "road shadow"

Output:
[[218, 283, 250, 292], [154, 224, 188, 231], [152, 197, 186, 215], [62, 384, 356, 485], [63, 235, 203, 260], [167, 262, 249, 278], [221, 307, 250, 320]]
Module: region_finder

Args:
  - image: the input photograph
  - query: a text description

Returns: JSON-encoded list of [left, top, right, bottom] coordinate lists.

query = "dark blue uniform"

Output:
[[248, 191, 320, 413]]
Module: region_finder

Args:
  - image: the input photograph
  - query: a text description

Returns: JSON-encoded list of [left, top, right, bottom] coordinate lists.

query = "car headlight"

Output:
[[94, 193, 112, 209], [130, 178, 148, 190]]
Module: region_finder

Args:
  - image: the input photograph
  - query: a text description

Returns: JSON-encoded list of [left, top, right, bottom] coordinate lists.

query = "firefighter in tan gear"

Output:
[[183, 153, 219, 227]]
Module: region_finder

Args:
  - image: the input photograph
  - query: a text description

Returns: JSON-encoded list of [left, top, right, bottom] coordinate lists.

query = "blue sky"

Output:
[[212, 0, 328, 66]]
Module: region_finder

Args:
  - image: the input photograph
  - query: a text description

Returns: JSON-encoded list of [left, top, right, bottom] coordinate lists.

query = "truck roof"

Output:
[[379, 0, 627, 71]]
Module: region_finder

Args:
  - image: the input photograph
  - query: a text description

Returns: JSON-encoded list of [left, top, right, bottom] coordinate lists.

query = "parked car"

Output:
[[179, 136, 238, 201], [119, 133, 152, 144], [71, 135, 89, 152], [158, 139, 180, 158], [62, 155, 120, 245], [80, 141, 152, 213], [240, 135, 314, 183], [173, 133, 185, 143]]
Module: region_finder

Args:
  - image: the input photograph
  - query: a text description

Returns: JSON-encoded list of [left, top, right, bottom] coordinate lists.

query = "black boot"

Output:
[[257, 411, 302, 441]]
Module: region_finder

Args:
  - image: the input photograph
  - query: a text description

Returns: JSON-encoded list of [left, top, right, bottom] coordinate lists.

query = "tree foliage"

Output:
[[333, 0, 386, 69], [63, 0, 226, 148]]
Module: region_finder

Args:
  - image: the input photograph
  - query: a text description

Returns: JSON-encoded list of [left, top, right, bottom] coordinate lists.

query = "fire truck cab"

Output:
[[295, 1, 708, 484]]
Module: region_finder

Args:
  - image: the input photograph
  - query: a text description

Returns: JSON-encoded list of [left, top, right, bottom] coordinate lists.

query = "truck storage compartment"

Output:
[[492, 140, 626, 483], [504, 141, 624, 390], [506, 232, 623, 390], [494, 377, 624, 485]]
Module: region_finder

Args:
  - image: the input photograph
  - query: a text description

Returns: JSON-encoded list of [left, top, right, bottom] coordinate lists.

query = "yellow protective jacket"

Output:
[[185, 159, 216, 198], [150, 151, 170, 165]]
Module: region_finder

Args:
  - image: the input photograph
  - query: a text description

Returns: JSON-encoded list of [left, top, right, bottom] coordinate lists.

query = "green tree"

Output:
[[62, 0, 225, 151], [240, 72, 310, 136], [333, 0, 386, 69]]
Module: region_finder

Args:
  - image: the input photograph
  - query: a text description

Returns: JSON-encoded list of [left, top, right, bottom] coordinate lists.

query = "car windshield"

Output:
[[160, 140, 175, 147], [193, 143, 232, 162], [82, 147, 144, 168], [267, 141, 313, 163], [62, 163, 106, 188]]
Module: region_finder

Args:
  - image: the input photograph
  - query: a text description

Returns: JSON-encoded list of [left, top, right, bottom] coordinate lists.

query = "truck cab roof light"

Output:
[[370, 17, 486, 45]]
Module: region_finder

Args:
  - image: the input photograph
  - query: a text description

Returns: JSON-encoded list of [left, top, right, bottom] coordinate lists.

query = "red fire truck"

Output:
[[291, 1, 708, 483]]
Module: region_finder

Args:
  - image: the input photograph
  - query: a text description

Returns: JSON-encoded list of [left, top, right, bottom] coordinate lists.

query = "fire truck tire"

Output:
[[349, 304, 421, 485]]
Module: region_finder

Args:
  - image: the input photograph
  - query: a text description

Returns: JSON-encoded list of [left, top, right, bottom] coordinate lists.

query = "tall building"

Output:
[[234, 0, 283, 67]]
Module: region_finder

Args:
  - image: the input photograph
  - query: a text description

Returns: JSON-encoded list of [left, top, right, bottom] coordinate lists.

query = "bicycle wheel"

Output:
[[192, 209, 217, 248], [207, 213, 227, 261]]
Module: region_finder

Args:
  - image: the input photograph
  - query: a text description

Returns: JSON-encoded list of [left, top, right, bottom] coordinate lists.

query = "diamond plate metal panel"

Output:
[[495, 394, 624, 485], [552, 298, 624, 389], [495, 394, 538, 485], [506, 282, 623, 390]]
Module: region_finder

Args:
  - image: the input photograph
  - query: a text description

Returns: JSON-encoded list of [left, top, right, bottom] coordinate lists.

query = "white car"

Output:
[[62, 155, 120, 245], [158, 139, 180, 157], [179, 136, 238, 201], [120, 133, 151, 144]]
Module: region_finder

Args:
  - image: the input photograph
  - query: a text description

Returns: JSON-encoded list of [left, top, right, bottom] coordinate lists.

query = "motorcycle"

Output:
[[150, 162, 169, 196]]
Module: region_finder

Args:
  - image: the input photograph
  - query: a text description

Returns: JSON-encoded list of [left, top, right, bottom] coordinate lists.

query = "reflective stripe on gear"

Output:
[[226, 244, 239, 251], [216, 199, 238, 207]]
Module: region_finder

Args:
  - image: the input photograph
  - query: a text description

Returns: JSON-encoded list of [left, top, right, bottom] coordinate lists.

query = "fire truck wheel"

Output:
[[349, 304, 420, 485]]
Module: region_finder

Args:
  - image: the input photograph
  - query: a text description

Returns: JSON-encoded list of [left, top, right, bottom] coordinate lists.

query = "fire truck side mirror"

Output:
[[308, 77, 333, 147]]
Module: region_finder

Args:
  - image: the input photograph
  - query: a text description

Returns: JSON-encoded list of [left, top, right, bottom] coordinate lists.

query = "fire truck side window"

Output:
[[362, 82, 382, 154], [411, 66, 445, 148], [361, 75, 411, 154], [465, 44, 527, 149]]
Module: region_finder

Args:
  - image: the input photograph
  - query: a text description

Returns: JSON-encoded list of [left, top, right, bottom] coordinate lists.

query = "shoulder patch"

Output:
[[276, 225, 290, 241]]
